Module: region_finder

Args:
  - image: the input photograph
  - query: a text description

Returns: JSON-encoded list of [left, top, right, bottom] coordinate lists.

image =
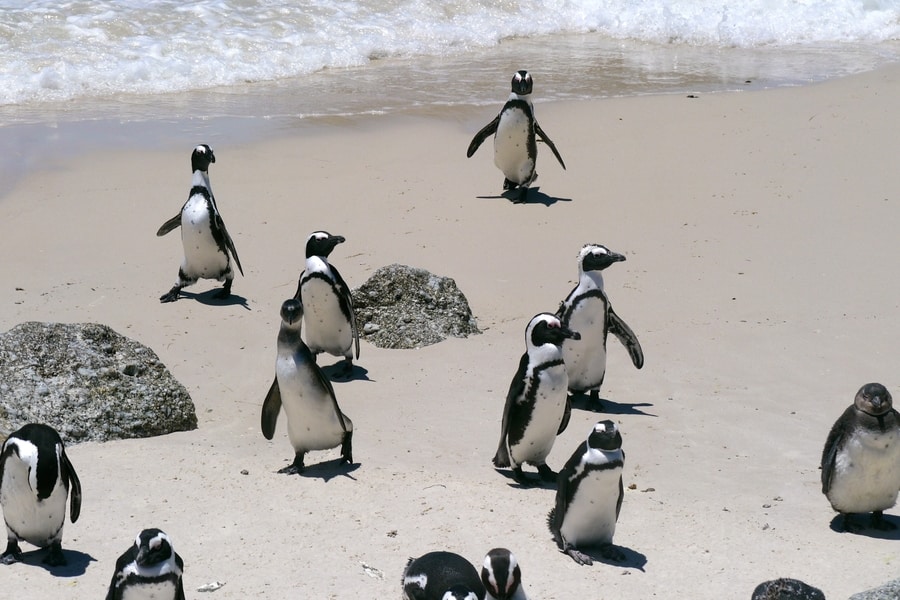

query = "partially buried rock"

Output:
[[352, 264, 480, 349], [0, 322, 198, 443], [752, 578, 826, 600], [849, 578, 900, 600]]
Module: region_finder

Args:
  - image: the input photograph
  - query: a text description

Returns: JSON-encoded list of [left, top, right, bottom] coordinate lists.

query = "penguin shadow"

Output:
[[493, 469, 558, 490], [12, 549, 96, 577], [294, 459, 361, 482], [569, 393, 657, 417], [320, 361, 371, 383], [828, 513, 900, 539], [574, 544, 647, 571], [477, 187, 572, 206], [178, 289, 250, 310]]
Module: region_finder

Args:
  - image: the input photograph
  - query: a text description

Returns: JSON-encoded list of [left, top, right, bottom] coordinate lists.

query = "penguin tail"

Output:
[[492, 443, 511, 468]]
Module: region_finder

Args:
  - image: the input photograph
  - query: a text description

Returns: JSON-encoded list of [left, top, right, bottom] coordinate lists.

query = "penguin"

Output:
[[0, 423, 81, 566], [261, 298, 353, 474], [556, 244, 644, 410], [403, 550, 485, 600], [751, 578, 826, 600], [481, 548, 528, 600], [467, 70, 566, 203], [493, 313, 580, 485], [548, 420, 626, 565], [157, 144, 243, 303], [820, 382, 900, 532], [105, 528, 185, 600], [294, 231, 359, 378]]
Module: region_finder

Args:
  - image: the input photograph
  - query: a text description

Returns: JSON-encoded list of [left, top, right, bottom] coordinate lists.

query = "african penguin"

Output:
[[403, 550, 486, 600], [0, 423, 81, 566], [821, 382, 900, 531], [105, 528, 185, 600], [261, 298, 354, 474], [481, 548, 528, 600], [294, 231, 359, 378], [493, 313, 580, 485], [751, 578, 826, 600], [557, 243, 643, 410], [548, 420, 626, 565], [158, 144, 243, 303], [467, 70, 566, 203]]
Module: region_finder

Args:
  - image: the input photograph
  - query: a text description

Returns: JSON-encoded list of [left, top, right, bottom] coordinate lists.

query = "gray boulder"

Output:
[[352, 264, 480, 349], [849, 578, 900, 600], [0, 322, 197, 444]]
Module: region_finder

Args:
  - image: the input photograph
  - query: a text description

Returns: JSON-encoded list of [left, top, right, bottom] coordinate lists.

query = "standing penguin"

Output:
[[467, 70, 566, 203], [261, 298, 354, 474], [821, 382, 900, 531], [493, 313, 580, 485], [548, 420, 626, 565], [294, 231, 359, 378], [556, 244, 644, 410], [402, 550, 485, 600], [0, 423, 81, 566], [481, 548, 528, 600], [105, 528, 185, 600], [157, 144, 243, 302]]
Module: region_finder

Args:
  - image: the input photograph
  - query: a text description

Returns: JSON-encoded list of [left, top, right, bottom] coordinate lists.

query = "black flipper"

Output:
[[260, 377, 282, 440], [607, 306, 644, 369], [156, 213, 182, 237], [534, 121, 566, 169], [328, 263, 360, 360], [467, 115, 501, 158], [61, 450, 82, 523], [493, 352, 529, 468]]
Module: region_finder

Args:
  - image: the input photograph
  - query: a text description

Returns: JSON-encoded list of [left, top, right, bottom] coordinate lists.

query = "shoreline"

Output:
[[2, 63, 899, 599]]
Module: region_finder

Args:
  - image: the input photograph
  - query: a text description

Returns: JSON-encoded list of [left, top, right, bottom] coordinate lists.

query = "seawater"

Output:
[[1, 0, 899, 184]]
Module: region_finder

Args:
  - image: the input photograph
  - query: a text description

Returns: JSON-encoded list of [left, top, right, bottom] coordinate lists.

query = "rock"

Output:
[[849, 578, 900, 600], [0, 322, 198, 444], [751, 578, 825, 600], [352, 264, 480, 349]]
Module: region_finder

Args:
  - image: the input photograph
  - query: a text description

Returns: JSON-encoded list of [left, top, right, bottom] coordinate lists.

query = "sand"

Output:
[[2, 63, 899, 599]]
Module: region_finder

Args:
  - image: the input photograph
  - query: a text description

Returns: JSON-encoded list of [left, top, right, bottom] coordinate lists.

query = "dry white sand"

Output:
[[2, 63, 899, 599]]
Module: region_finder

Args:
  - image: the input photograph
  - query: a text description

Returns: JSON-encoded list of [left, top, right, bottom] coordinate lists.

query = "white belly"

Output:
[[276, 354, 351, 453], [120, 580, 179, 600], [301, 277, 353, 357], [561, 298, 610, 392], [0, 457, 67, 547], [827, 428, 900, 513], [180, 196, 228, 280], [559, 470, 622, 546], [493, 110, 534, 185], [510, 364, 568, 466]]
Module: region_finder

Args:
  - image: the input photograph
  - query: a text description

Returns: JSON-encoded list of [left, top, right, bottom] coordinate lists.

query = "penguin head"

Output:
[[190, 144, 215, 173], [481, 548, 522, 600], [134, 528, 175, 568], [854, 382, 893, 416], [579, 244, 626, 274], [441, 587, 480, 600], [510, 70, 533, 96], [305, 231, 346, 259], [526, 313, 580, 348], [280, 298, 303, 329], [587, 420, 622, 452]]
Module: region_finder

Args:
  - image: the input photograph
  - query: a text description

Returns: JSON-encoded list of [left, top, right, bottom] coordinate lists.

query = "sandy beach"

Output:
[[2, 63, 899, 599]]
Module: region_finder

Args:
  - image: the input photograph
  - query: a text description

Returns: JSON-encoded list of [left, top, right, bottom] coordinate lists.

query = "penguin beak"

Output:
[[561, 326, 580, 341], [610, 252, 625, 263], [329, 235, 346, 245]]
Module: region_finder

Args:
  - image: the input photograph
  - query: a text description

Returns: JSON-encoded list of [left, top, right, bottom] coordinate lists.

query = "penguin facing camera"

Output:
[[467, 70, 565, 203], [105, 528, 185, 600]]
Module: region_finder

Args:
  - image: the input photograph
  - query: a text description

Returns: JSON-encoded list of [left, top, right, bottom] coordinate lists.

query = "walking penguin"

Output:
[[294, 231, 359, 378], [261, 298, 354, 474], [105, 528, 185, 600], [0, 423, 81, 566], [493, 313, 580, 485], [821, 382, 900, 531], [157, 144, 243, 302], [548, 420, 626, 565], [467, 70, 565, 203], [556, 244, 643, 410]]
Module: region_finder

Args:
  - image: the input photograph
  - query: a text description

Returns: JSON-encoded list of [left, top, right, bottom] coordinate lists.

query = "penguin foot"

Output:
[[502, 178, 518, 191], [340, 431, 353, 465], [563, 546, 593, 566], [42, 542, 67, 567], [588, 390, 605, 411], [1, 541, 23, 565], [159, 285, 182, 303], [871, 511, 898, 531], [277, 453, 306, 475], [334, 358, 354, 379], [537, 464, 557, 483], [513, 187, 529, 204], [213, 279, 233, 300], [839, 513, 863, 533], [598, 543, 626, 562]]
